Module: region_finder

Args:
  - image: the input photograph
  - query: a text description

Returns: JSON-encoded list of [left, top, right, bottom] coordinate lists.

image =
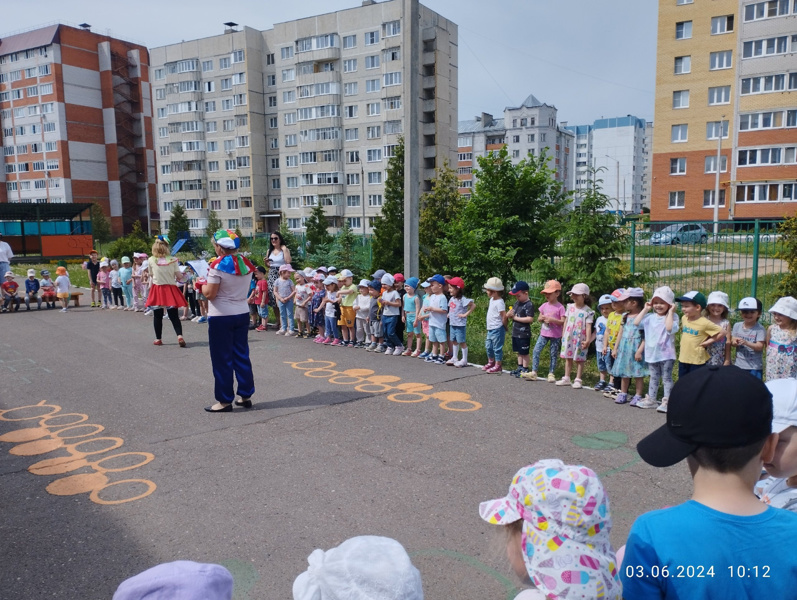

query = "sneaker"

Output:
[[275, 330, 284, 335], [323, 337, 333, 345], [594, 381, 607, 392], [410, 350, 420, 357], [367, 343, 378, 352], [443, 353, 453, 362], [555, 377, 571, 387], [637, 397, 659, 409], [657, 398, 669, 413], [330, 339, 343, 346], [446, 357, 457, 366], [434, 356, 446, 365], [384, 347, 394, 355], [455, 358, 469, 368], [614, 392, 629, 405], [547, 373, 557, 383], [521, 370, 538, 381], [508, 367, 521, 376], [375, 345, 386, 353], [314, 336, 325, 344], [287, 331, 297, 337], [425, 354, 437, 363], [513, 367, 528, 378], [572, 379, 583, 390], [198, 316, 208, 323], [418, 351, 430, 359], [603, 386, 618, 399], [256, 325, 266, 331], [393, 346, 404, 356], [60, 308, 68, 312], [402, 349, 413, 356], [629, 395, 642, 407], [90, 302, 96, 307]]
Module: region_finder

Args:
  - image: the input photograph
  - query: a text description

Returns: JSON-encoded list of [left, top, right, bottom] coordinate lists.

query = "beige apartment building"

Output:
[[150, 0, 457, 238]]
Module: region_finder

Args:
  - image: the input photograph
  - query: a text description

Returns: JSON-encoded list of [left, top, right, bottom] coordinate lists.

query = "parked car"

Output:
[[649, 223, 708, 245]]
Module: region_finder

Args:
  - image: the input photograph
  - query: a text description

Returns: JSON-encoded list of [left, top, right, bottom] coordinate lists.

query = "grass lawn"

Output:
[[12, 262, 91, 288]]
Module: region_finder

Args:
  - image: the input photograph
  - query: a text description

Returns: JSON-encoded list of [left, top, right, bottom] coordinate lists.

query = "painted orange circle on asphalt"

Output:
[[46, 472, 109, 496]]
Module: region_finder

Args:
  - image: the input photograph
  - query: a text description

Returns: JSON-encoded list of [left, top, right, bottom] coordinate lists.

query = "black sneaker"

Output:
[[508, 368, 521, 376], [594, 381, 607, 392], [514, 367, 529, 378]]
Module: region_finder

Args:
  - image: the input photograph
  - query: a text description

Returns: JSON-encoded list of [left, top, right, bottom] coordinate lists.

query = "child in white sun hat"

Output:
[[555, 282, 594, 389], [731, 297, 765, 379], [766, 296, 797, 380], [705, 291, 731, 366], [755, 378, 797, 512], [479, 459, 621, 600]]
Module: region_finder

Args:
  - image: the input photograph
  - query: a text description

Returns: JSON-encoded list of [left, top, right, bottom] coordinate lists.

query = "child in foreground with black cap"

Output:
[[621, 366, 797, 599]]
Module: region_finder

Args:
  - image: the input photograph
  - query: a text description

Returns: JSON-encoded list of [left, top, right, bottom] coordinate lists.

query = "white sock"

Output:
[[462, 347, 469, 362], [452, 343, 459, 360]]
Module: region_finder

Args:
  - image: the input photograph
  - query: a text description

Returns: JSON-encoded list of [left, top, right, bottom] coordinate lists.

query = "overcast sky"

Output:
[[1, 0, 657, 125]]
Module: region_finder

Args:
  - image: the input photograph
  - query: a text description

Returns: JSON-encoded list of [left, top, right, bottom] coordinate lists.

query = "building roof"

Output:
[[0, 202, 93, 222], [565, 115, 647, 135], [0, 25, 60, 57], [505, 93, 552, 111], [458, 118, 506, 134]]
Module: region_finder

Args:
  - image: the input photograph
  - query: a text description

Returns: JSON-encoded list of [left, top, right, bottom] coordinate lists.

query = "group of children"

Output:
[[1, 267, 71, 312]]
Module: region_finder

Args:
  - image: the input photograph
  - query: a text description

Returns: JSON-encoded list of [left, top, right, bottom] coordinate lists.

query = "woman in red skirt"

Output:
[[145, 235, 188, 347]]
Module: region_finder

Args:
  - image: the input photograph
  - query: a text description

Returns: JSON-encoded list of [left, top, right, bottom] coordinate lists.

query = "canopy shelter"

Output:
[[0, 203, 94, 259]]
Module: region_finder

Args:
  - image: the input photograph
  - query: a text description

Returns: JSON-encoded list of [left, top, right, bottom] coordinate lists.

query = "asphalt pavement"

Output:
[[0, 305, 691, 599]]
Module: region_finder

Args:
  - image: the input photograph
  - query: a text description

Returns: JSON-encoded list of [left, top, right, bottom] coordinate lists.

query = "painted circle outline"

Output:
[[89, 479, 157, 505]]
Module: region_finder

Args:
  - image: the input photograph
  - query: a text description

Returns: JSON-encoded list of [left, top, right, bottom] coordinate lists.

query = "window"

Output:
[[384, 72, 401, 86], [202, 60, 213, 72], [344, 82, 358, 97], [343, 35, 357, 49], [671, 124, 688, 143], [204, 101, 216, 113], [740, 111, 784, 130], [285, 155, 298, 167], [736, 183, 781, 202], [40, 83, 53, 95], [282, 68, 295, 82], [668, 191, 685, 208], [281, 46, 294, 61], [674, 55, 691, 75], [365, 31, 380, 46], [271, 178, 281, 190], [44, 141, 57, 152], [385, 121, 402, 135], [367, 125, 381, 139], [233, 72, 246, 85], [708, 86, 731, 105], [670, 157, 687, 175], [287, 197, 300, 209], [346, 173, 361, 185], [744, 0, 790, 21], [367, 148, 382, 162], [367, 171, 382, 184], [345, 105, 358, 118], [365, 55, 380, 69], [703, 189, 726, 207], [286, 177, 299, 188], [227, 219, 239, 230], [284, 112, 296, 125], [383, 20, 401, 37], [208, 161, 219, 172], [39, 64, 51, 76], [704, 155, 728, 173], [219, 57, 231, 70], [283, 90, 296, 104], [673, 90, 690, 109], [346, 194, 361, 207], [236, 156, 250, 168], [347, 150, 360, 163], [366, 79, 381, 93], [741, 74, 787, 94], [270, 138, 279, 149], [675, 21, 692, 39], [285, 134, 297, 147], [743, 36, 789, 58], [220, 78, 232, 91], [26, 85, 38, 97], [267, 74, 276, 87], [710, 50, 732, 70], [269, 96, 277, 107], [345, 128, 359, 141], [368, 194, 383, 207], [287, 218, 302, 229], [384, 47, 401, 62], [225, 159, 236, 171], [384, 96, 402, 110], [300, 152, 317, 164], [711, 15, 734, 34], [225, 179, 238, 192], [706, 120, 729, 140], [367, 102, 381, 116]]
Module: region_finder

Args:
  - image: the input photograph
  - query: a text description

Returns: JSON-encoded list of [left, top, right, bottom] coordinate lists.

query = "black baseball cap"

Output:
[[637, 366, 773, 468], [509, 281, 530, 295]]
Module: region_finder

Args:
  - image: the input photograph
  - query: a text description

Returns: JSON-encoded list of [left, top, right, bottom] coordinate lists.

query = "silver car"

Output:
[[649, 223, 708, 245]]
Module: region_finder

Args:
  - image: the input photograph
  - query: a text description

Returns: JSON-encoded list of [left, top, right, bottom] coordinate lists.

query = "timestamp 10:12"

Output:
[[729, 566, 770, 578]]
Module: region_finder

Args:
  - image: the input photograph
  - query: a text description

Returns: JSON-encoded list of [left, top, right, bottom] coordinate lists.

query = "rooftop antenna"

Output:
[[224, 22, 239, 33], [79, 23, 91, 31]]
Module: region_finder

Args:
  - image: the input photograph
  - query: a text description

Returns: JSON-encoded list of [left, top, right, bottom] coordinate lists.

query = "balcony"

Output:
[[321, 203, 344, 217], [422, 122, 436, 136], [422, 51, 435, 66], [422, 98, 436, 113], [423, 146, 437, 159], [422, 75, 436, 90], [299, 46, 340, 63]]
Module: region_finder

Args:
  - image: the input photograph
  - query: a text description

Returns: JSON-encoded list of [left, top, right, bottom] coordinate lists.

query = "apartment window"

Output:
[[342, 83, 358, 99], [744, 0, 790, 21], [272, 178, 281, 190], [40, 83, 53, 95], [367, 125, 381, 139], [743, 36, 789, 58], [668, 191, 685, 208], [300, 152, 317, 164], [670, 157, 687, 175], [286, 177, 299, 188], [202, 60, 213, 72], [366, 79, 381, 93], [384, 121, 402, 135], [223, 140, 235, 152], [347, 150, 360, 163], [346, 194, 361, 207], [233, 72, 246, 85], [345, 105, 358, 119], [282, 68, 296, 82], [236, 156, 250, 168], [32, 161, 45, 171], [368, 194, 383, 207], [674, 55, 691, 74], [343, 35, 356, 49], [26, 85, 38, 97], [367, 148, 382, 162], [741, 74, 786, 94], [383, 20, 401, 37], [345, 128, 359, 141], [285, 134, 297, 147], [671, 124, 688, 143], [264, 74, 275, 87], [365, 55, 380, 69], [225, 159, 236, 171], [202, 101, 216, 114], [347, 173, 361, 185], [233, 94, 246, 106], [704, 155, 728, 173], [675, 21, 692, 39], [154, 68, 165, 80], [459, 152, 473, 161], [219, 57, 231, 70], [706, 120, 729, 140], [285, 155, 298, 167], [283, 91, 296, 105], [208, 181, 221, 192], [740, 111, 784, 130], [677, 0, 694, 4], [711, 15, 734, 34], [44, 141, 57, 152], [708, 86, 731, 105], [39, 64, 51, 76], [737, 183, 781, 202], [267, 116, 277, 129], [384, 96, 402, 111], [287, 197, 300, 209], [161, 165, 172, 175], [710, 50, 733, 70], [227, 219, 239, 230], [287, 218, 302, 229], [284, 112, 297, 125], [343, 59, 357, 74], [46, 159, 59, 170], [158, 127, 168, 138], [703, 190, 726, 207], [367, 171, 382, 184], [208, 161, 219, 172], [383, 72, 401, 87], [281, 46, 294, 61], [365, 31, 380, 45], [384, 47, 401, 62], [270, 138, 279, 149], [225, 180, 238, 192], [367, 103, 381, 116], [673, 90, 690, 109]]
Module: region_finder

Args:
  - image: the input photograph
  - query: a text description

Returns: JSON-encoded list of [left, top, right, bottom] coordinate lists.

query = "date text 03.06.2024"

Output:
[[625, 565, 715, 579]]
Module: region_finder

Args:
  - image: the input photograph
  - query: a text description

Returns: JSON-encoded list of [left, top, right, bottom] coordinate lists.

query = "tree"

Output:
[[332, 219, 357, 270], [418, 160, 463, 275], [442, 146, 569, 286], [777, 213, 797, 297], [371, 136, 404, 273], [305, 203, 333, 255], [104, 219, 152, 260], [90, 203, 113, 245], [205, 210, 223, 239], [168, 203, 190, 242]]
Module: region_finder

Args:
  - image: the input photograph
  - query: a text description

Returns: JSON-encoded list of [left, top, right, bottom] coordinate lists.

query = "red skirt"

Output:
[[145, 284, 187, 308]]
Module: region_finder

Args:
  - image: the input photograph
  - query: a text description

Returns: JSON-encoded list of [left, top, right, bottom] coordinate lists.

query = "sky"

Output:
[[0, 0, 658, 126]]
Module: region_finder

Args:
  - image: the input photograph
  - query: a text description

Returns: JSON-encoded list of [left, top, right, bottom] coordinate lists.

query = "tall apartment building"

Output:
[[456, 94, 574, 198], [0, 24, 157, 236], [151, 0, 458, 238], [652, 0, 797, 222], [566, 116, 649, 214], [642, 121, 654, 210]]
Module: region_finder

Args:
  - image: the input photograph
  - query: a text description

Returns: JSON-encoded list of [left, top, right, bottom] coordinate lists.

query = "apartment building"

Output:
[[457, 94, 574, 198], [151, 0, 458, 237], [652, 0, 797, 222], [0, 24, 157, 236], [566, 116, 649, 214]]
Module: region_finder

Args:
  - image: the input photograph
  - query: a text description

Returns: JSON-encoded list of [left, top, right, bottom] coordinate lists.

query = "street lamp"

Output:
[[604, 155, 620, 213]]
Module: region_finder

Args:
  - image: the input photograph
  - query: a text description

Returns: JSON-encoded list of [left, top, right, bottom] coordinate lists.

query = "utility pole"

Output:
[[713, 116, 725, 239]]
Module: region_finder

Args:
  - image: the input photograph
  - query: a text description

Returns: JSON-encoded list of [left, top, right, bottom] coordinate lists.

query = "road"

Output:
[[0, 306, 691, 599]]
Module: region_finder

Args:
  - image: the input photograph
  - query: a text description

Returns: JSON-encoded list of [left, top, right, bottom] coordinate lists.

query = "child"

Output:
[[183, 265, 199, 321], [380, 273, 404, 355], [601, 288, 627, 396], [401, 277, 423, 356], [354, 279, 372, 348], [756, 378, 797, 511], [193, 268, 208, 324], [83, 249, 100, 307], [54, 266, 71, 312], [394, 272, 407, 348], [337, 269, 357, 346], [417, 280, 433, 359], [250, 266, 269, 332], [310, 272, 327, 341], [274, 264, 296, 336], [1, 271, 20, 312], [425, 274, 449, 364], [766, 296, 797, 380], [39, 269, 56, 309], [731, 297, 766, 380], [293, 270, 312, 338], [109, 259, 123, 309], [366, 279, 383, 351], [316, 276, 341, 345], [24, 269, 42, 311], [633, 286, 679, 411], [611, 287, 648, 405], [674, 291, 724, 378], [705, 291, 731, 366], [524, 280, 565, 382], [119, 256, 134, 311], [622, 366, 797, 599], [508, 281, 535, 377], [445, 276, 473, 366], [482, 277, 507, 374], [479, 459, 622, 600], [97, 261, 112, 309], [556, 282, 594, 389], [131, 253, 146, 312], [593, 294, 613, 391]]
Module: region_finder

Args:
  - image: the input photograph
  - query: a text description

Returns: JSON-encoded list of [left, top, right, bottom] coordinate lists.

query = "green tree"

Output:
[[418, 160, 463, 275], [104, 219, 153, 259], [205, 210, 223, 239], [442, 146, 569, 285], [90, 203, 113, 245], [777, 213, 797, 297], [305, 203, 333, 255], [332, 219, 357, 269], [168, 202, 190, 242], [371, 136, 404, 273]]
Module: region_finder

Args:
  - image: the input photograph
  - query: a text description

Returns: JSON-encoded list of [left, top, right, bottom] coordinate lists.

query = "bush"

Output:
[[777, 214, 797, 297]]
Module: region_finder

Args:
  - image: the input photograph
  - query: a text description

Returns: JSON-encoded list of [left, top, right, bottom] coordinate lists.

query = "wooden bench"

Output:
[[70, 292, 84, 307]]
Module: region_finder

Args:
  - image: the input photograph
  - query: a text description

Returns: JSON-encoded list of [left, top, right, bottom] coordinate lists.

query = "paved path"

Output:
[[0, 307, 691, 599]]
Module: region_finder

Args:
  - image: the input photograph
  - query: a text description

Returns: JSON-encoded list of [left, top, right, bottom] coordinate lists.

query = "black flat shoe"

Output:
[[234, 397, 253, 409], [204, 403, 232, 413]]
